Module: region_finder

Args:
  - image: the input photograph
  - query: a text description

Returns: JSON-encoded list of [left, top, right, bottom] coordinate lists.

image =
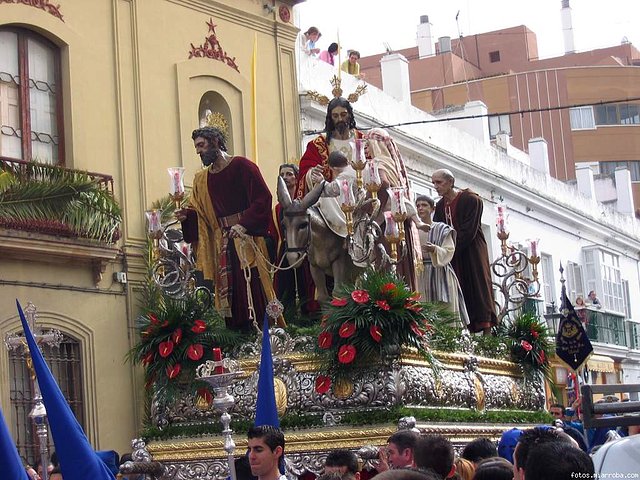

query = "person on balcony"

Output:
[[588, 290, 602, 309], [575, 296, 588, 324]]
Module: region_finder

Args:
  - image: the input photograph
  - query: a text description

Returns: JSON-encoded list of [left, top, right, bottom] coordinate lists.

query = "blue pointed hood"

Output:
[[254, 313, 279, 428], [0, 405, 29, 480], [16, 300, 115, 480]]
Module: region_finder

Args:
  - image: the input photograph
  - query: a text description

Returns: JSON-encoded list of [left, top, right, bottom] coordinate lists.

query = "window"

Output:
[[540, 253, 556, 305], [0, 28, 63, 164], [599, 161, 640, 181], [566, 261, 584, 302], [601, 250, 624, 313], [569, 106, 595, 130], [594, 103, 640, 126], [488, 114, 511, 139], [582, 247, 625, 313], [9, 334, 84, 465], [489, 50, 501, 63]]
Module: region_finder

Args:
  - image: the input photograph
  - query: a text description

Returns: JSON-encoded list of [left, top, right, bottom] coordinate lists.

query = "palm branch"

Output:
[[0, 163, 121, 242]]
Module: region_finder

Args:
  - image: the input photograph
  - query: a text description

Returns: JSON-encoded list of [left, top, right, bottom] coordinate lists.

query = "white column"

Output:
[[528, 137, 550, 174], [380, 53, 411, 104], [614, 167, 635, 215]]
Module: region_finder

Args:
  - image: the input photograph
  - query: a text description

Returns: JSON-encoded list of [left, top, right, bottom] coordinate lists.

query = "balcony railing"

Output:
[[585, 309, 627, 346], [544, 307, 631, 348], [0, 158, 120, 243], [0, 157, 114, 195]]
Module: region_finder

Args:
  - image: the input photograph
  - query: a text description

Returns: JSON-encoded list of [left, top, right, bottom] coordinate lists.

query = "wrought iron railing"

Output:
[[0, 157, 114, 195], [585, 309, 627, 347], [544, 308, 635, 350]]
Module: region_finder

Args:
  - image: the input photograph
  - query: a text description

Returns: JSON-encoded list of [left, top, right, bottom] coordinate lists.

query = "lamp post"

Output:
[[4, 302, 63, 480]]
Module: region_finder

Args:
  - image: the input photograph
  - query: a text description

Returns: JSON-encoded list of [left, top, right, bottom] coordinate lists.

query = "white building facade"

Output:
[[297, 53, 640, 399]]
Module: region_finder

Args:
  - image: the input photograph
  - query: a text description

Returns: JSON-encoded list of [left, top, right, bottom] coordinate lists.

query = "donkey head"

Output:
[[277, 176, 324, 267]]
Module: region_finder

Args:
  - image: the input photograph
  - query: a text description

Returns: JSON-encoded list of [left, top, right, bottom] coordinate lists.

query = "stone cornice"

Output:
[[0, 228, 120, 285]]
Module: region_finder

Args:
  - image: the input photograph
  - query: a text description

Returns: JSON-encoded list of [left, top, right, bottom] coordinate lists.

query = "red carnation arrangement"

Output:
[[314, 269, 440, 395]]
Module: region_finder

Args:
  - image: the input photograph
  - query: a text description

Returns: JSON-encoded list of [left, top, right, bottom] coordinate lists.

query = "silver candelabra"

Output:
[[196, 359, 244, 480]]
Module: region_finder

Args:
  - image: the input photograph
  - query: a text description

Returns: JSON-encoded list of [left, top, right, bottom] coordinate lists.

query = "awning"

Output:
[[587, 354, 616, 373]]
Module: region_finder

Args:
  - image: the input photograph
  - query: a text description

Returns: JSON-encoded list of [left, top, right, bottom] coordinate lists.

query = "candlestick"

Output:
[[389, 187, 407, 215], [363, 159, 381, 199], [339, 178, 355, 207], [168, 167, 185, 210], [529, 239, 539, 258], [384, 212, 401, 262], [350, 139, 366, 188], [339, 178, 356, 236], [145, 210, 162, 238], [213, 347, 224, 374], [496, 202, 508, 235]]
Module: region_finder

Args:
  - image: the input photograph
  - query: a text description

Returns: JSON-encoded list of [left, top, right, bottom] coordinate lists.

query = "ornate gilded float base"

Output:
[[143, 329, 545, 479], [151, 330, 544, 429]]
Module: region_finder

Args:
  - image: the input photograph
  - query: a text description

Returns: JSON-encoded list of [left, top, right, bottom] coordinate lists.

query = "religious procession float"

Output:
[[124, 136, 556, 479]]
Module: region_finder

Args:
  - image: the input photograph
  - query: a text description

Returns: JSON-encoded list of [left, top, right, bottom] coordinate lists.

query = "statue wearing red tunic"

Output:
[[433, 189, 498, 333], [296, 130, 421, 291], [182, 156, 282, 331]]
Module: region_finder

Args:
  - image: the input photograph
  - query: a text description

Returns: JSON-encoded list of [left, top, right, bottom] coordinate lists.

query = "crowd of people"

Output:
[[230, 419, 635, 480], [19, 398, 639, 480]]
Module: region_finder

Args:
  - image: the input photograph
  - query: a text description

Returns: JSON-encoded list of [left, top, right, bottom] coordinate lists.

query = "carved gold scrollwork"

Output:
[[333, 378, 354, 400], [473, 375, 486, 411], [274, 377, 288, 417]]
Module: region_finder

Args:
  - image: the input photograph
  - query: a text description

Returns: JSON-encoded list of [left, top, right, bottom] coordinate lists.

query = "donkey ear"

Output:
[[300, 180, 324, 210], [277, 175, 292, 208]]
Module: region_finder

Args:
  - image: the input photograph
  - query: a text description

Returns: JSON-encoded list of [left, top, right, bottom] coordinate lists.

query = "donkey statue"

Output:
[[277, 177, 361, 303]]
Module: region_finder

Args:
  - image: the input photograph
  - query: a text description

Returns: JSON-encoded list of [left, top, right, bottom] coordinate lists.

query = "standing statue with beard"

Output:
[[177, 126, 284, 331]]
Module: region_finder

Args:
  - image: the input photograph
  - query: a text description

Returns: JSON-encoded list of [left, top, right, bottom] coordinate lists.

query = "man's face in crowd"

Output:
[[386, 441, 411, 469], [248, 436, 282, 478], [194, 136, 220, 166], [349, 53, 359, 64], [431, 172, 453, 197], [331, 106, 350, 135], [549, 406, 565, 420], [280, 167, 297, 189]]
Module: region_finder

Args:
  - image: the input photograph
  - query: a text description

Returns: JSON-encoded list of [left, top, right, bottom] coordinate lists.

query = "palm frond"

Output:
[[0, 163, 121, 242], [0, 171, 15, 192]]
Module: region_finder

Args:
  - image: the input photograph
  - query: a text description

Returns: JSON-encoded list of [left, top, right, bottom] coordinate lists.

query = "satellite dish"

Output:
[[621, 36, 630, 44]]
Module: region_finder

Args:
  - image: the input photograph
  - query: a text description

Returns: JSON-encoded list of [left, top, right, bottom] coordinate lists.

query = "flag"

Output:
[[555, 292, 593, 371], [0, 405, 29, 480], [16, 300, 115, 480], [254, 313, 279, 428]]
